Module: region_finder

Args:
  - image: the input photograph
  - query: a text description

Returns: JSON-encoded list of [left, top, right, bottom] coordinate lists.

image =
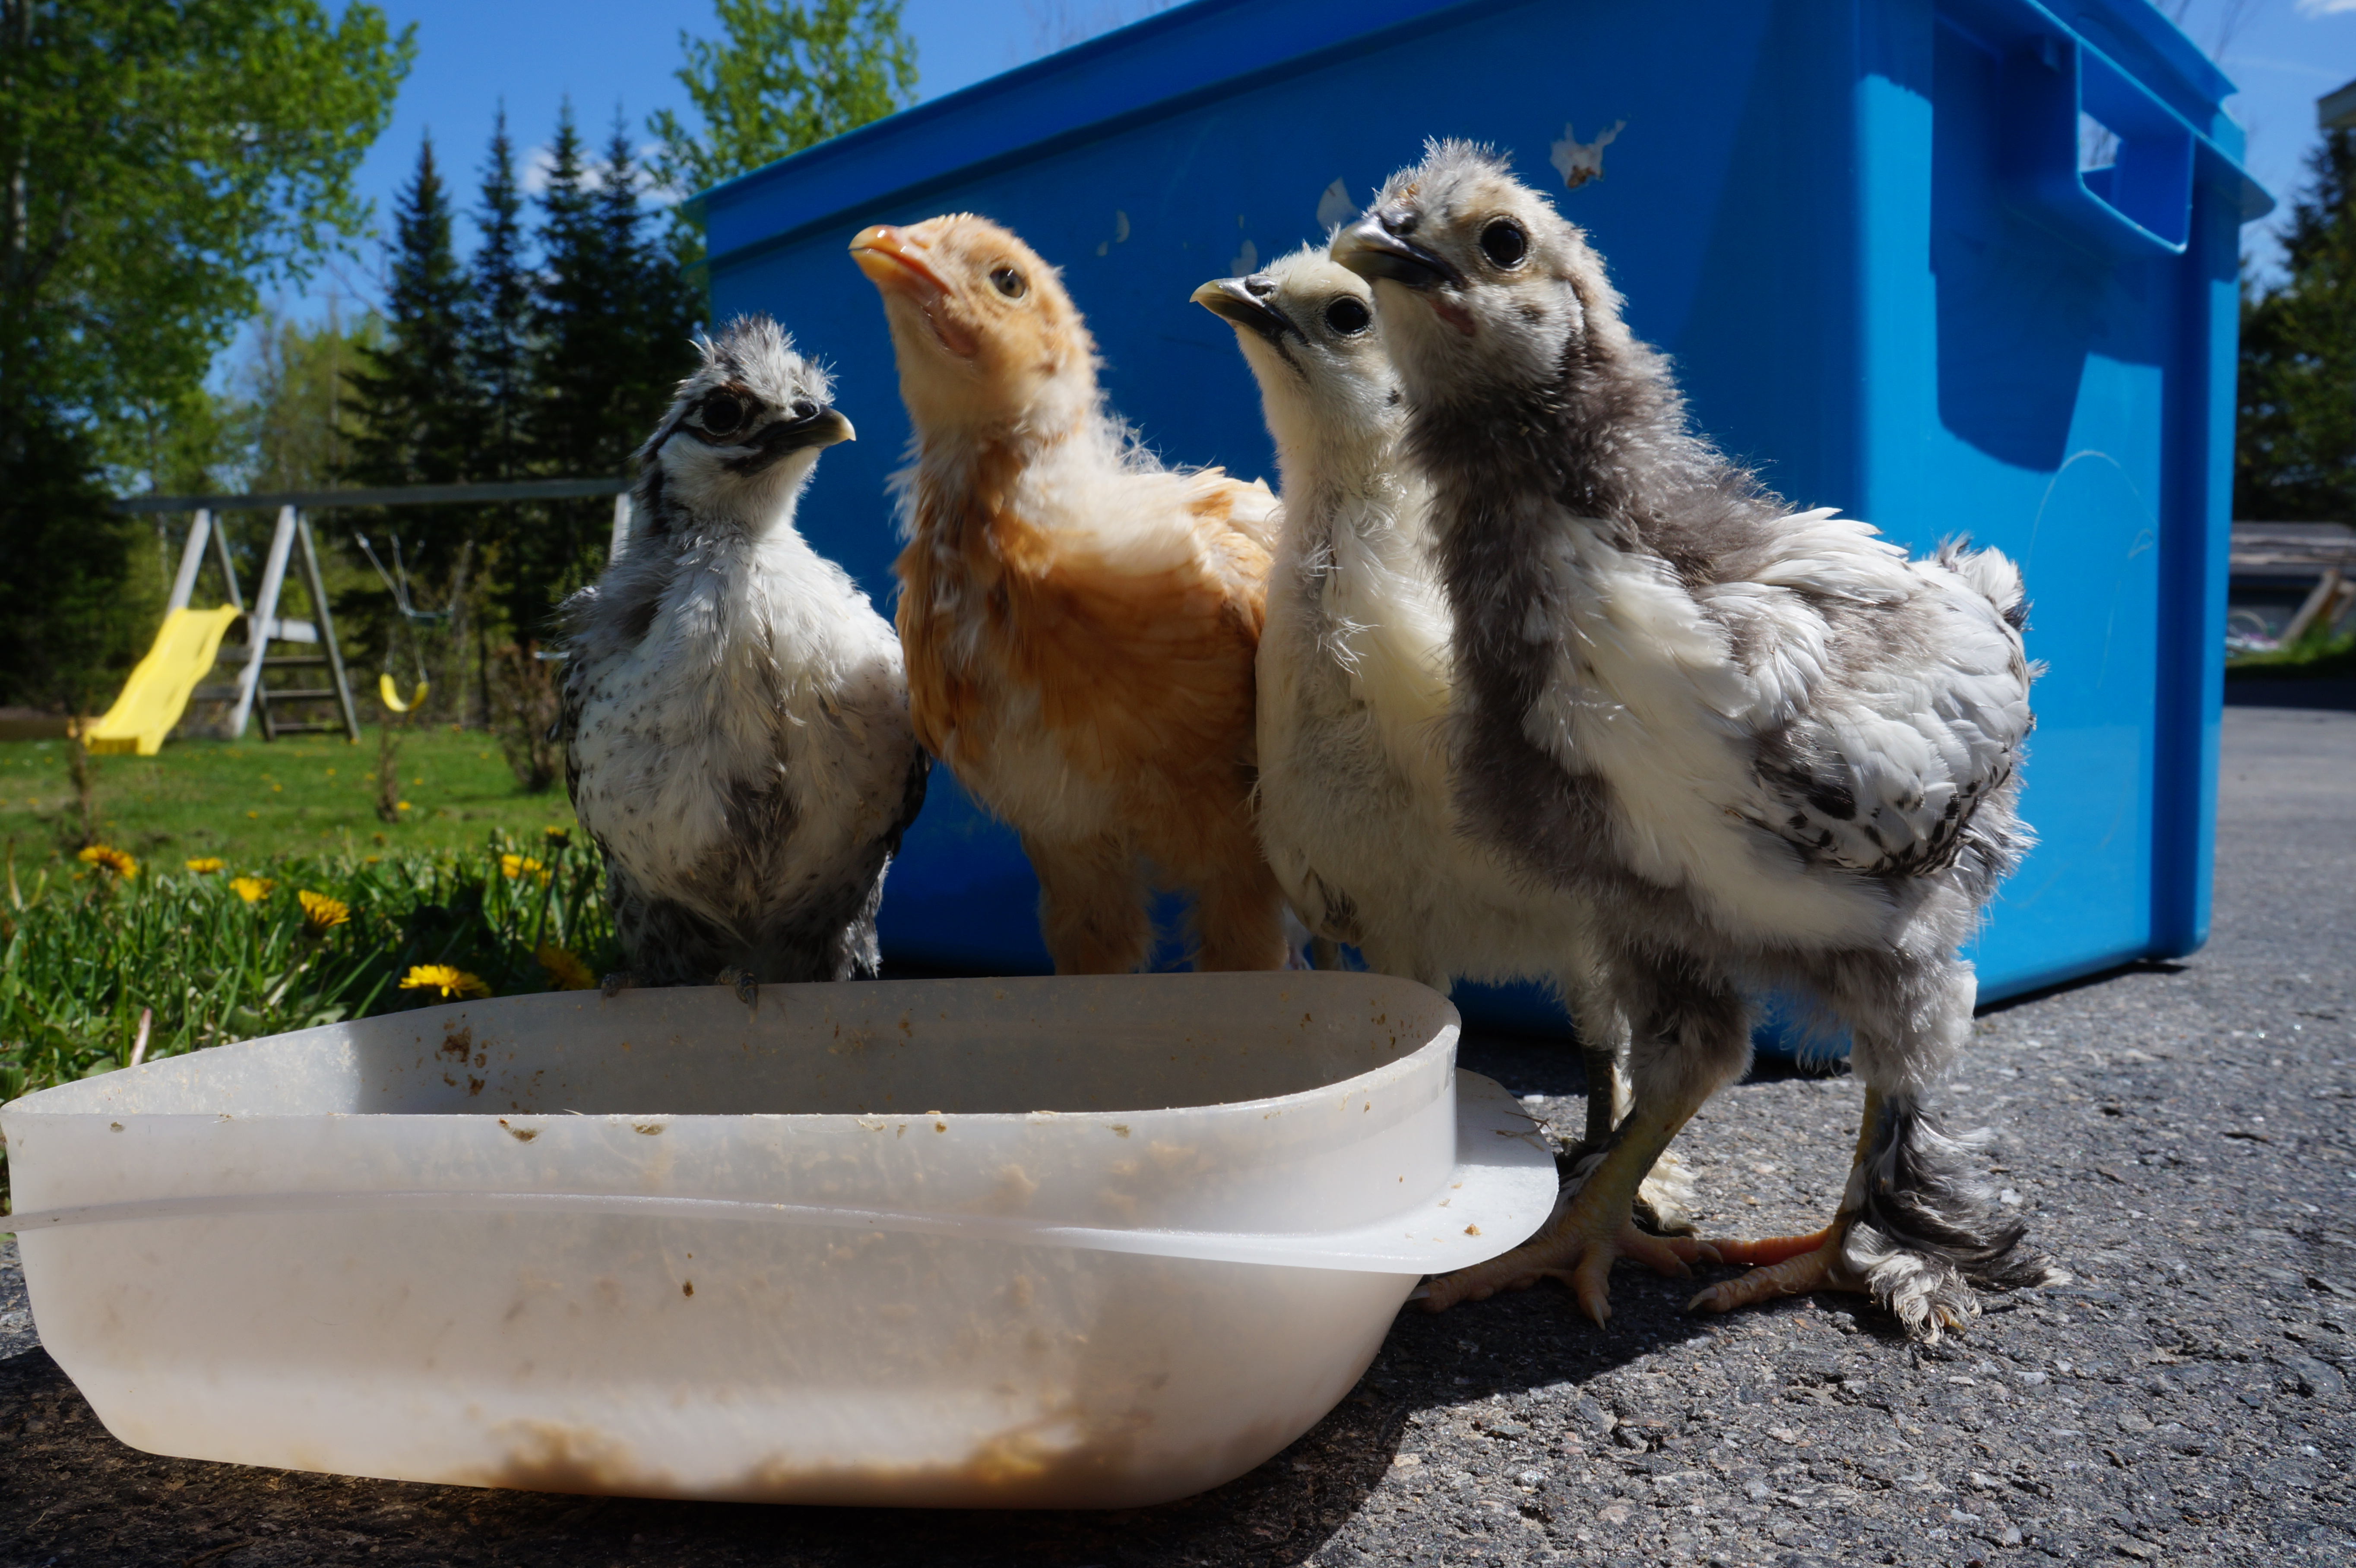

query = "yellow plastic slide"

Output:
[[86, 605, 243, 756]]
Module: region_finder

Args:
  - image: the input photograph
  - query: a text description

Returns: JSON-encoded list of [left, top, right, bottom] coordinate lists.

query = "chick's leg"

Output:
[[1423, 1081, 1719, 1324], [1024, 833, 1153, 975], [1424, 966, 1744, 1325], [1190, 853, 1289, 973], [1691, 952, 2056, 1340], [1563, 955, 1697, 1236]]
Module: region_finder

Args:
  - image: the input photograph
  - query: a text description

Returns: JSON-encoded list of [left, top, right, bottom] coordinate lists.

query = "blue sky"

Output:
[[283, 1, 1180, 319], [283, 0, 2350, 326]]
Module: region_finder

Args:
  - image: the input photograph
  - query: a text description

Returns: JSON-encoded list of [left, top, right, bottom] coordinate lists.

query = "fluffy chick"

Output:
[[852, 214, 1287, 973], [1194, 246, 1695, 1223], [560, 316, 927, 997], [1335, 144, 2055, 1340]]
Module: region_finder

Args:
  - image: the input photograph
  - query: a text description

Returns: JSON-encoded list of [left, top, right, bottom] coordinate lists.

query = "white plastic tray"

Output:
[[3, 972, 1554, 1508]]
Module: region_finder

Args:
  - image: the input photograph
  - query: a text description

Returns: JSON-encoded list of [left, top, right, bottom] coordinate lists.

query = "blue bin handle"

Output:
[[1999, 29, 2194, 258]]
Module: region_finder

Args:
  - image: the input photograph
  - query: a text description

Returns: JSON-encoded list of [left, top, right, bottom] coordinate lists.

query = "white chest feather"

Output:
[[569, 530, 909, 915]]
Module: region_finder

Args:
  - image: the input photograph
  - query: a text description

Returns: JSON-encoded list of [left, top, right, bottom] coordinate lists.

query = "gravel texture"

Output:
[[3, 702, 2351, 1567]]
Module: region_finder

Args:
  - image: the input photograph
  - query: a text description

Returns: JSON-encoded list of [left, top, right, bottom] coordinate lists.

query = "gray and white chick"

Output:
[[1334, 144, 2055, 1340], [560, 316, 927, 998], [1194, 246, 1694, 1227]]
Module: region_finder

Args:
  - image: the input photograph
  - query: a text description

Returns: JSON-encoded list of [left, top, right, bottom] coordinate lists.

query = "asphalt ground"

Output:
[[2, 700, 2350, 1567]]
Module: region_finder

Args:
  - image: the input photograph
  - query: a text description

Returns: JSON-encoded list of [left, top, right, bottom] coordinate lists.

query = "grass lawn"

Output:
[[0, 727, 576, 873]]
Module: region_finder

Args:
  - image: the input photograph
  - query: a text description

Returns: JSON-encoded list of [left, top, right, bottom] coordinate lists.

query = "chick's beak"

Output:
[[849, 225, 945, 301], [732, 403, 855, 473], [1332, 209, 1462, 292], [1191, 277, 1294, 344]]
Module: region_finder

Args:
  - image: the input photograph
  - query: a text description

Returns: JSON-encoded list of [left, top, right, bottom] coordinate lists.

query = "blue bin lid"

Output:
[[694, 0, 2270, 263]]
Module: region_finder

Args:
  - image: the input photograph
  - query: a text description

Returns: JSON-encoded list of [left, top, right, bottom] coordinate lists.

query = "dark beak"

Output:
[[726, 404, 856, 474], [1191, 276, 1296, 344], [1332, 209, 1463, 291]]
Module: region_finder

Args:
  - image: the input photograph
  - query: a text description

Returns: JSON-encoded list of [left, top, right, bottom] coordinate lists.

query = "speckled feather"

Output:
[[559, 317, 926, 987], [1340, 144, 2054, 1334]]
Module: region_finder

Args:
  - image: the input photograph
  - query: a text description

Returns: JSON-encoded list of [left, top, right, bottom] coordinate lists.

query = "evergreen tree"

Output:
[[2236, 129, 2356, 524], [343, 133, 477, 576], [510, 104, 699, 638], [513, 102, 614, 638], [466, 107, 532, 490], [599, 113, 703, 415]]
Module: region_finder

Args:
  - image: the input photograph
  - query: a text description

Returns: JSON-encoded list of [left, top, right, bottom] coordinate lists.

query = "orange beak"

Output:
[[850, 224, 947, 301], [851, 223, 977, 357]]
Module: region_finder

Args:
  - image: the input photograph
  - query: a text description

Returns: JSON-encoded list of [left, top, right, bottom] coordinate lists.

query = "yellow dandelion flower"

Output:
[[543, 826, 571, 845], [401, 964, 491, 1000], [76, 844, 137, 879], [297, 889, 351, 929], [499, 853, 551, 885], [396, 801, 412, 812], [184, 857, 224, 874], [535, 943, 596, 991], [231, 876, 274, 902]]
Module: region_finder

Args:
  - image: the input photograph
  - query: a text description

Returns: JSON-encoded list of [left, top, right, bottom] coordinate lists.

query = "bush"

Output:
[[0, 828, 618, 1211]]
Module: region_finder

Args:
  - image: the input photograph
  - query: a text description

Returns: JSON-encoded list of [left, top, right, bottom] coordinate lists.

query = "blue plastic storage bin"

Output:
[[699, 0, 2269, 1029]]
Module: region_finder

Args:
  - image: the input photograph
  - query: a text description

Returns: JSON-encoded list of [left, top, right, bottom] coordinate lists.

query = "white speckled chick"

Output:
[[560, 317, 927, 995]]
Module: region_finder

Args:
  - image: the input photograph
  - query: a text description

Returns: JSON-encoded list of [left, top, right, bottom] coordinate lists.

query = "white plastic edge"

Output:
[[5, 1071, 1559, 1275]]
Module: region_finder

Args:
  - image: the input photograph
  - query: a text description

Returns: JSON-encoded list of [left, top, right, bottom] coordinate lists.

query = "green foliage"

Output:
[[0, 829, 620, 1209], [343, 134, 480, 582], [0, 411, 156, 713], [0, 0, 412, 441], [238, 307, 382, 494], [465, 109, 533, 490], [513, 107, 700, 639], [650, 0, 918, 238], [2236, 129, 2356, 524]]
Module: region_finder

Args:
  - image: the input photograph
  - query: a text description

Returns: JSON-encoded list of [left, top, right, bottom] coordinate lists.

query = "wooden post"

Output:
[[294, 510, 363, 743], [228, 506, 297, 741], [608, 491, 633, 563], [167, 510, 211, 613]]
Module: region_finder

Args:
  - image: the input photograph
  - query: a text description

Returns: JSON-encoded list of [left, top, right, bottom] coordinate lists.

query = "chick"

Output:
[[1193, 246, 1695, 1223], [560, 316, 927, 998], [1334, 144, 2055, 1340], [852, 215, 1288, 974]]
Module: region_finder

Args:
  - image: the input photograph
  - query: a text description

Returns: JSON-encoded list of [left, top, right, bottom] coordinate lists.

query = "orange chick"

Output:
[[850, 214, 1288, 974]]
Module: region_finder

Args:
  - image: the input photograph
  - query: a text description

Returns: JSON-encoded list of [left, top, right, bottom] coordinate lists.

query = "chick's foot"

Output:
[[1688, 1225, 1865, 1316], [1424, 1195, 1714, 1323]]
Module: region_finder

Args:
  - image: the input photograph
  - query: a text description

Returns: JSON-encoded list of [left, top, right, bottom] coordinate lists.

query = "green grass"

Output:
[[0, 827, 621, 1213], [2226, 625, 2356, 680], [0, 726, 576, 870]]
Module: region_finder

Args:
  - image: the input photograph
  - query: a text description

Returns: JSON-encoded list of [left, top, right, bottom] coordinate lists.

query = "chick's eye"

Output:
[[1323, 297, 1371, 335], [1478, 219, 1527, 269], [989, 266, 1027, 299], [698, 392, 746, 436]]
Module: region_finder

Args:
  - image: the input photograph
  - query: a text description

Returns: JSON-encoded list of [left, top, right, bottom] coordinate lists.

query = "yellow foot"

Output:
[[1687, 1227, 1862, 1315], [1424, 1199, 1717, 1325]]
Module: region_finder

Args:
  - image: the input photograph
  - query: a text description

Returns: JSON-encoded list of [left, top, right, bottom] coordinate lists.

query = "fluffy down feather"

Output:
[[560, 317, 926, 989], [853, 214, 1287, 973], [1335, 143, 2053, 1337]]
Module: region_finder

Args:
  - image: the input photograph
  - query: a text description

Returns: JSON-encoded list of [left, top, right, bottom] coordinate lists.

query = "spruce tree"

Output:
[[513, 101, 613, 638], [2236, 129, 2356, 524], [344, 133, 477, 576], [466, 107, 533, 490]]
